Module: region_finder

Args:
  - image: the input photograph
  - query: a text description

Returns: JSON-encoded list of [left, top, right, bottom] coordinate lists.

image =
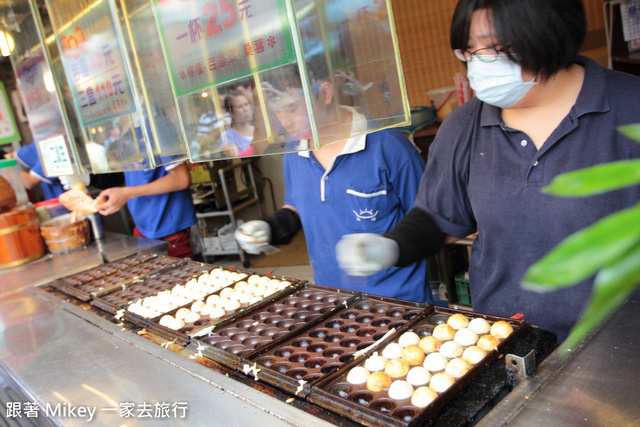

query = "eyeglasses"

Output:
[[453, 46, 511, 63]]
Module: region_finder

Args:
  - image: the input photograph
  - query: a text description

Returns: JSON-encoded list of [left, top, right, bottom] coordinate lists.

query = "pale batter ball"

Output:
[[419, 336, 441, 353], [175, 308, 191, 320], [490, 321, 514, 339], [406, 367, 431, 387], [433, 324, 456, 341], [234, 281, 248, 292], [159, 315, 175, 328], [388, 380, 414, 400], [171, 318, 185, 330], [454, 328, 479, 347], [447, 313, 469, 330], [468, 318, 491, 335], [200, 304, 215, 316], [209, 307, 226, 319], [346, 366, 370, 385], [191, 301, 205, 313], [382, 343, 404, 360], [439, 341, 464, 359], [402, 345, 426, 366], [477, 335, 501, 352], [398, 331, 421, 348], [445, 358, 472, 379], [219, 287, 234, 299], [430, 372, 455, 393], [462, 346, 487, 365], [424, 353, 448, 373], [184, 311, 201, 324], [384, 358, 410, 378], [364, 354, 388, 372], [206, 294, 221, 306], [411, 386, 438, 408], [367, 371, 392, 392], [224, 300, 241, 312]]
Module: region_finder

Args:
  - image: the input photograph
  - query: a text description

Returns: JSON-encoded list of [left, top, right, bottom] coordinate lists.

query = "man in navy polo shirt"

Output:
[[235, 69, 432, 303], [336, 0, 640, 342]]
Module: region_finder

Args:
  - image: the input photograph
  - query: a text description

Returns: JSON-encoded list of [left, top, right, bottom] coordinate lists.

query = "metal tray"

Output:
[[307, 307, 526, 427], [241, 295, 429, 398], [89, 258, 200, 314], [48, 252, 159, 301], [193, 284, 359, 370], [124, 270, 305, 346]]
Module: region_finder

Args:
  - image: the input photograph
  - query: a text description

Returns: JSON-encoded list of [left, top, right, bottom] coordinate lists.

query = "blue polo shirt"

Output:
[[283, 118, 429, 303], [124, 162, 196, 239], [15, 142, 64, 200], [415, 56, 640, 341]]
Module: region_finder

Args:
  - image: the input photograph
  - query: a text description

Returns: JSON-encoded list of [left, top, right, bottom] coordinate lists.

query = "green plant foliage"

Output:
[[522, 203, 640, 289], [522, 124, 640, 350], [543, 160, 640, 196]]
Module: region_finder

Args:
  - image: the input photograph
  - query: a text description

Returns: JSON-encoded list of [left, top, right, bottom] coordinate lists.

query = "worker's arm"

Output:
[[96, 163, 191, 216], [20, 170, 43, 190]]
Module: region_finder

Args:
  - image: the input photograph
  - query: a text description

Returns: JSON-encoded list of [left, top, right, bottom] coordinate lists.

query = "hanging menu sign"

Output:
[[152, 0, 296, 96], [57, 0, 135, 127]]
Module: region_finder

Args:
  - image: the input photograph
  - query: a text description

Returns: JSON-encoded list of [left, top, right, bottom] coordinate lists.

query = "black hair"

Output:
[[450, 0, 586, 81], [223, 91, 250, 126], [233, 77, 254, 89]]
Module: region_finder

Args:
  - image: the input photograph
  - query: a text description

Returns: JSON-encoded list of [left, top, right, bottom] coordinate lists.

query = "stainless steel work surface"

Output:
[[0, 233, 168, 288], [0, 237, 334, 426], [478, 300, 640, 426]]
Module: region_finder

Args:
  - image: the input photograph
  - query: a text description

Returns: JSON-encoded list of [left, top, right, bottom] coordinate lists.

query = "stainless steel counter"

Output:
[[478, 300, 640, 426], [0, 235, 334, 426]]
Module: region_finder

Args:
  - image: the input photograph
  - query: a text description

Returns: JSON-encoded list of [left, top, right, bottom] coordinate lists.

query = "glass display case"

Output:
[[152, 0, 410, 161], [43, 0, 188, 172], [3, 0, 88, 177]]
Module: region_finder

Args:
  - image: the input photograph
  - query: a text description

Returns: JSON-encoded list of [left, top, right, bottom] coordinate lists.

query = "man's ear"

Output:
[[317, 81, 334, 105]]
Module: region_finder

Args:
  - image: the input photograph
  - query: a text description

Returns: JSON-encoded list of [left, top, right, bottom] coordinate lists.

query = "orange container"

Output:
[[0, 206, 46, 269], [40, 214, 90, 254]]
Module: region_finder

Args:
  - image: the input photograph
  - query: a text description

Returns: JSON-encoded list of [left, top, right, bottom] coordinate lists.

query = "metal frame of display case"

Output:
[[195, 159, 262, 267]]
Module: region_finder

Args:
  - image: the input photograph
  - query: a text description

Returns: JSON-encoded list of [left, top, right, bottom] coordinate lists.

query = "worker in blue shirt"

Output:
[[234, 66, 431, 303], [15, 142, 64, 201]]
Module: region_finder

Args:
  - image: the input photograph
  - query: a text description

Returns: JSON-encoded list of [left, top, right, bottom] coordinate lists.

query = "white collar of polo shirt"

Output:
[[298, 105, 368, 161]]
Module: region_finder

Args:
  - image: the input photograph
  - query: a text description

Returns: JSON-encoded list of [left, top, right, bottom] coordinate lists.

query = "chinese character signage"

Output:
[[0, 82, 20, 144], [57, 0, 136, 128], [152, 0, 296, 96]]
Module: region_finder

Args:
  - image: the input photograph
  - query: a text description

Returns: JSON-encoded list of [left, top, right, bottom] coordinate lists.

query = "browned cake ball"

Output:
[[490, 320, 514, 339], [445, 358, 472, 379], [367, 371, 393, 392], [462, 346, 488, 365], [411, 386, 438, 408], [419, 336, 441, 353], [433, 324, 456, 341], [477, 334, 501, 352], [447, 313, 470, 330], [430, 372, 455, 393], [402, 345, 426, 366], [385, 358, 411, 378]]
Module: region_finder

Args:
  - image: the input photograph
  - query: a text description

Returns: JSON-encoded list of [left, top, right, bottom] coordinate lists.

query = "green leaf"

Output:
[[522, 202, 640, 291], [561, 242, 640, 350], [618, 124, 640, 143], [543, 160, 640, 197]]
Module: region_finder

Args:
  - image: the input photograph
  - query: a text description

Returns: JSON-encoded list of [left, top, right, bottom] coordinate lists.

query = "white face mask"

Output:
[[467, 56, 537, 108]]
